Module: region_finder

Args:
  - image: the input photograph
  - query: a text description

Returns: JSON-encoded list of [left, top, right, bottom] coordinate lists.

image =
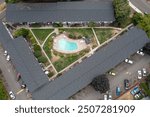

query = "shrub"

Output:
[[14, 28, 29, 38], [30, 23, 42, 27], [48, 72, 54, 78], [78, 35, 82, 39], [34, 51, 42, 58], [68, 33, 76, 39], [38, 56, 48, 63], [33, 44, 41, 51], [88, 21, 96, 27], [52, 22, 63, 27]]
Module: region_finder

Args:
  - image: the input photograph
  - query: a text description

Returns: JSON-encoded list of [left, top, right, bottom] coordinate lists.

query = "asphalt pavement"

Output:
[[0, 46, 31, 100], [71, 53, 150, 100], [130, 0, 150, 13]]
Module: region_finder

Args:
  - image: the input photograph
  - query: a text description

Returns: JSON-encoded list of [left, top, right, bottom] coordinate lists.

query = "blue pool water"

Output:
[[58, 38, 78, 51]]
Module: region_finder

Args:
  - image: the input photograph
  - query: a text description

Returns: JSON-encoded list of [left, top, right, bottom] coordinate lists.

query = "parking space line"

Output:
[[16, 89, 24, 95]]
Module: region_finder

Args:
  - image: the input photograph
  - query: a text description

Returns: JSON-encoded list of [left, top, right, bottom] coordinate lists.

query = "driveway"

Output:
[[71, 53, 150, 100], [0, 45, 31, 100], [130, 0, 150, 13]]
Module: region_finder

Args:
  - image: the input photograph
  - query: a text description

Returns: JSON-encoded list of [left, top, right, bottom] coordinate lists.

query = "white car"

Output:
[[6, 55, 10, 61], [9, 91, 15, 100], [108, 71, 116, 76], [104, 94, 108, 100], [4, 50, 8, 56], [125, 59, 133, 64], [134, 94, 140, 99], [137, 50, 144, 56], [142, 68, 147, 77], [44, 70, 49, 75], [108, 94, 112, 100], [138, 70, 142, 80]]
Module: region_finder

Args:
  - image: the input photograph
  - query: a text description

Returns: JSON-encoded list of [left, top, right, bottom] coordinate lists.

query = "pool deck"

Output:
[[53, 34, 87, 54]]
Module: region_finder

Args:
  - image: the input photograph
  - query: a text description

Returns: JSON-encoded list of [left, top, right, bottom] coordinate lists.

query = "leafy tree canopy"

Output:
[[91, 74, 110, 93], [132, 13, 150, 38], [113, 0, 131, 27]]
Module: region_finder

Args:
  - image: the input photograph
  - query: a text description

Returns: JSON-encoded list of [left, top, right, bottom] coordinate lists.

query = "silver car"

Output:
[[142, 68, 147, 77], [9, 91, 15, 100], [138, 70, 142, 80]]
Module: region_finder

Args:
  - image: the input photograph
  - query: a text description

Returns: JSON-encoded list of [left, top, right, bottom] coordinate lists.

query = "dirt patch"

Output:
[[118, 90, 134, 100]]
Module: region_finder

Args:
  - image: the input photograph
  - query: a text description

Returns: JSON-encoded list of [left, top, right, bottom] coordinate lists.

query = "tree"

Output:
[[113, 0, 131, 27], [132, 14, 150, 38], [132, 13, 143, 25], [91, 74, 110, 93], [14, 28, 29, 38]]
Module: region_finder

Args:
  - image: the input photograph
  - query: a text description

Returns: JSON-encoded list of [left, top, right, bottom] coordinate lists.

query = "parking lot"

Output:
[[0, 45, 31, 100], [70, 51, 150, 100]]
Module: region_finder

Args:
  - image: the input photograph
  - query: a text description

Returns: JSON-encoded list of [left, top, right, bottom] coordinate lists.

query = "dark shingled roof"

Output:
[[0, 22, 149, 100], [0, 22, 49, 92], [32, 27, 150, 100], [6, 1, 115, 22]]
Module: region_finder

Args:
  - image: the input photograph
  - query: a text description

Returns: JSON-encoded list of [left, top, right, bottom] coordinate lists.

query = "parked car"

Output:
[[137, 49, 144, 56], [21, 84, 26, 89], [104, 94, 108, 100], [9, 91, 15, 100], [4, 50, 8, 56], [137, 70, 142, 80], [106, 91, 112, 100], [134, 94, 140, 99], [6, 55, 10, 61], [130, 87, 140, 95], [124, 79, 130, 90], [142, 68, 147, 77], [116, 87, 121, 96], [125, 59, 133, 64], [108, 94, 112, 100], [134, 91, 143, 100], [108, 71, 116, 76], [44, 70, 49, 75]]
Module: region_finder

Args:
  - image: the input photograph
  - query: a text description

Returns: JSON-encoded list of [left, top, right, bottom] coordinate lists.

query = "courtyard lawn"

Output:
[[31, 29, 54, 44], [94, 28, 113, 44], [59, 28, 94, 39], [0, 76, 9, 100]]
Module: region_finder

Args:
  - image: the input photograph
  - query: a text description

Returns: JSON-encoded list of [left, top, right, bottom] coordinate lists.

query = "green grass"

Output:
[[31, 29, 54, 44], [0, 76, 9, 100], [43, 33, 56, 59], [59, 28, 94, 39], [94, 28, 113, 44], [53, 49, 89, 72]]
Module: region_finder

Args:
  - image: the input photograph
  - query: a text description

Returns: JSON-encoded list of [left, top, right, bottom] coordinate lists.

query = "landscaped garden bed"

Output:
[[94, 28, 116, 44]]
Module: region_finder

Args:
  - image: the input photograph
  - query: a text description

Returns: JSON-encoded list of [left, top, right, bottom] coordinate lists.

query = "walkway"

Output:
[[92, 28, 100, 46], [29, 29, 58, 74]]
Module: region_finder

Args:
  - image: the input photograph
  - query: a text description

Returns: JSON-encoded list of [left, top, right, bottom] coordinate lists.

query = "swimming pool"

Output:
[[58, 38, 78, 51]]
